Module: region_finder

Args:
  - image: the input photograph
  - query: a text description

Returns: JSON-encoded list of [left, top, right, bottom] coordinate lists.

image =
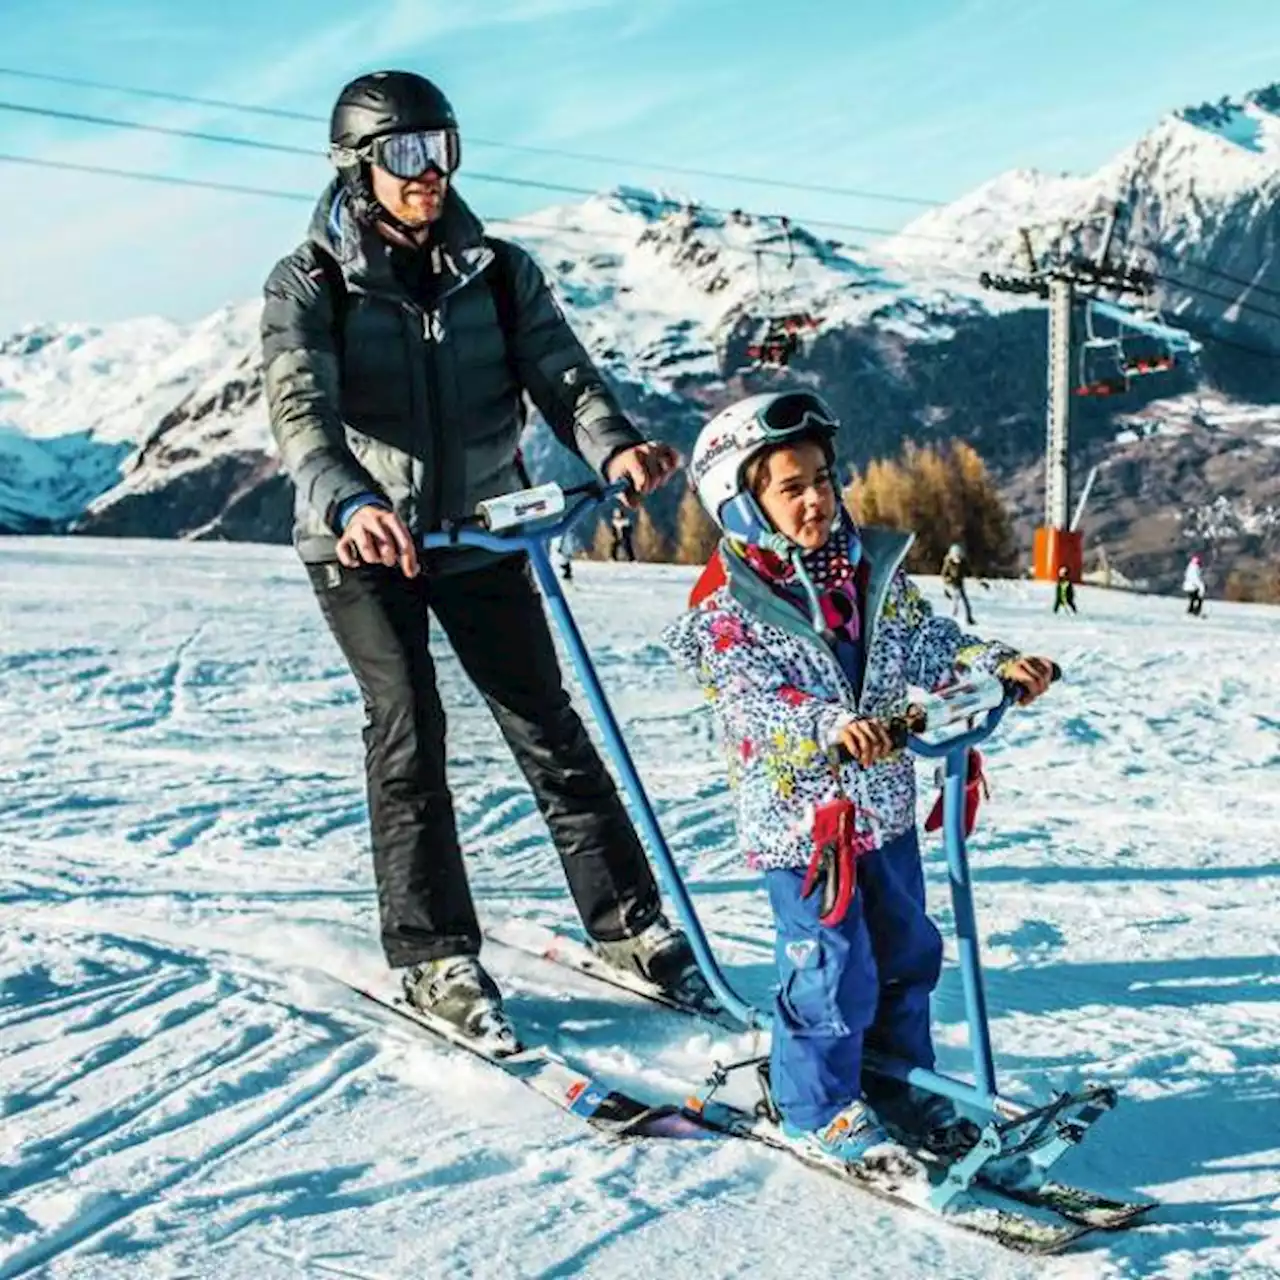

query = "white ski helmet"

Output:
[[689, 390, 838, 544]]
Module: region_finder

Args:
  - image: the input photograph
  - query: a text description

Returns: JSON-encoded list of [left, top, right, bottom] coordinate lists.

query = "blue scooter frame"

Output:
[[425, 481, 1115, 1200]]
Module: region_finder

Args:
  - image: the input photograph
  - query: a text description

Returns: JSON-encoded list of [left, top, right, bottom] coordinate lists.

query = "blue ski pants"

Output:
[[765, 826, 943, 1131]]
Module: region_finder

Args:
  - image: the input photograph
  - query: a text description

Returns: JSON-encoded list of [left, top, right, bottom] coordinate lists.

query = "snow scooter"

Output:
[[422, 478, 1155, 1246]]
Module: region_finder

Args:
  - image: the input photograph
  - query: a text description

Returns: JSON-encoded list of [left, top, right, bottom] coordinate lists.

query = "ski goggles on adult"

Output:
[[364, 129, 461, 179], [754, 391, 838, 439]]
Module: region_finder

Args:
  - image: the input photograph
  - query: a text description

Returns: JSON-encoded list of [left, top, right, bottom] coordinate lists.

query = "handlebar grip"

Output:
[[1000, 660, 1063, 702]]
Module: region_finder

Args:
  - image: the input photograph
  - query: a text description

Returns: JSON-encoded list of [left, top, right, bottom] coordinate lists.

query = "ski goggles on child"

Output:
[[753, 390, 839, 440], [358, 129, 461, 179]]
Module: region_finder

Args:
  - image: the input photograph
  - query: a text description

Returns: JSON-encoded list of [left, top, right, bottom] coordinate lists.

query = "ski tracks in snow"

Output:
[[0, 927, 380, 1278], [1, 544, 1278, 1278]]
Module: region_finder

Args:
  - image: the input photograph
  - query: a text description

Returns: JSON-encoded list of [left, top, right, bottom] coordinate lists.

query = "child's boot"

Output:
[[781, 1099, 917, 1171], [863, 1078, 981, 1158]]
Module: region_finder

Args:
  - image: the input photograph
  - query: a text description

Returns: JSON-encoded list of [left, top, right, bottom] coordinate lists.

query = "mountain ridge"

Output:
[[3, 83, 1278, 593]]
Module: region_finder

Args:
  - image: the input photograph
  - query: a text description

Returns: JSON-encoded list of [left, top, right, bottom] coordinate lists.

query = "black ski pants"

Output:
[[307, 553, 661, 968]]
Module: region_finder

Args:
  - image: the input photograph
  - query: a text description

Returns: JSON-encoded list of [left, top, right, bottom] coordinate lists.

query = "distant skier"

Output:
[[666, 390, 1055, 1168], [260, 69, 690, 1050], [555, 536, 574, 582], [940, 543, 976, 625], [1184, 553, 1206, 616], [610, 505, 636, 562], [1053, 565, 1078, 614]]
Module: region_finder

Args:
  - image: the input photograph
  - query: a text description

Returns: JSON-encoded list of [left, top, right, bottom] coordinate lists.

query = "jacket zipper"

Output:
[[418, 306, 443, 532], [725, 537, 913, 715], [730, 575, 859, 706], [415, 256, 489, 534]]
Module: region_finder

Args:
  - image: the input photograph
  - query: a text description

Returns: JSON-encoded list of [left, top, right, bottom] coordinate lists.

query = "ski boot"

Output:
[[592, 913, 714, 1007], [862, 1077, 981, 1159], [402, 956, 520, 1056], [781, 1099, 920, 1176]]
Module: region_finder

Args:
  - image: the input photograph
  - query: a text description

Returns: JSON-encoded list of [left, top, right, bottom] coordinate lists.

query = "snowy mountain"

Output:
[[884, 83, 1280, 358], [4, 84, 1280, 591], [0, 306, 266, 535]]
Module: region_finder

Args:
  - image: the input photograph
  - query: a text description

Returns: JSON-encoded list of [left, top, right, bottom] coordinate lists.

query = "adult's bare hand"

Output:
[[606, 441, 682, 508], [336, 505, 420, 578], [837, 718, 898, 768]]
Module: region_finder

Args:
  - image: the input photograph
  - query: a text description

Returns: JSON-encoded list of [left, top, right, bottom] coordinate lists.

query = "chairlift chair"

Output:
[[1074, 301, 1129, 397]]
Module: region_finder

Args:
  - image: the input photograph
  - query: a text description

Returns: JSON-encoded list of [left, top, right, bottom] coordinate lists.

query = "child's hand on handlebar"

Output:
[[1002, 656, 1056, 704], [837, 717, 898, 767]]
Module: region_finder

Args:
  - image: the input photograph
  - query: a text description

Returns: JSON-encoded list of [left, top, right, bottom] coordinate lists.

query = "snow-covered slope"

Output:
[[501, 187, 980, 385], [0, 319, 182, 531], [1, 541, 1278, 1278]]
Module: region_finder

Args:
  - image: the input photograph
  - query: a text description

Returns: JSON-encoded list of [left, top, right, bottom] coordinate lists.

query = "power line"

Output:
[[7, 135, 1275, 346], [3, 149, 1251, 311], [0, 98, 963, 244], [0, 151, 312, 203], [1148, 270, 1280, 327], [0, 99, 319, 157], [1166, 313, 1280, 361], [0, 65, 946, 208], [10, 64, 1280, 300], [1140, 241, 1280, 304], [0, 150, 929, 273], [0, 65, 321, 122], [0, 99, 594, 201], [5, 163, 1271, 368]]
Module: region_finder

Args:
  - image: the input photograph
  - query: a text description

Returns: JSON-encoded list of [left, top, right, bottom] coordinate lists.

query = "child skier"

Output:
[[1053, 565, 1078, 614], [664, 391, 1054, 1166], [1184, 553, 1206, 616]]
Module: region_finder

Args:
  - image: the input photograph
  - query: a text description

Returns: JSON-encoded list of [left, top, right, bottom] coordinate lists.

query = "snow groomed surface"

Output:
[[1, 538, 1278, 1278]]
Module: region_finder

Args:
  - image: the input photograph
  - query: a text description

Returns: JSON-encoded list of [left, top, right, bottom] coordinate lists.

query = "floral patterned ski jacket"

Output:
[[661, 527, 1019, 871]]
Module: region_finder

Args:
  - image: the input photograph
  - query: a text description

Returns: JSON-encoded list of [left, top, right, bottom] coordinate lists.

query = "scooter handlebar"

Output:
[[837, 662, 1062, 763], [999, 659, 1062, 705], [425, 478, 633, 548]]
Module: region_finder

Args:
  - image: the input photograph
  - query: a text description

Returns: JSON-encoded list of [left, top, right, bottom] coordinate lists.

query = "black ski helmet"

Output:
[[329, 70, 459, 227]]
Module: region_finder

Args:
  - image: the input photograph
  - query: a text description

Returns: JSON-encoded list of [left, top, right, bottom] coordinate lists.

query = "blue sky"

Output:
[[2, 0, 1280, 332]]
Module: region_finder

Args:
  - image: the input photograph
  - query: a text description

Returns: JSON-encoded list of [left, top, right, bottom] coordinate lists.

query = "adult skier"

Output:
[[609, 505, 636, 561], [665, 390, 1055, 1165], [261, 69, 693, 1048], [555, 536, 574, 582], [940, 543, 976, 625], [1184, 553, 1206, 616]]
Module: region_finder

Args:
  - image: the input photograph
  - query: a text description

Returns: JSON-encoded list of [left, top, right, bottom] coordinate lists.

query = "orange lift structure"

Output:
[[980, 210, 1199, 582]]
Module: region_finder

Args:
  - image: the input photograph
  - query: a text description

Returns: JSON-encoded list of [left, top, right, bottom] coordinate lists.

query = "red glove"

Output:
[[803, 797, 874, 927], [924, 748, 989, 837]]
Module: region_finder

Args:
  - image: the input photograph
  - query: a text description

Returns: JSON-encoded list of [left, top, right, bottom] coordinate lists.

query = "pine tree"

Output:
[[589, 518, 612, 561], [632, 506, 671, 562], [845, 439, 1019, 577], [673, 483, 721, 565]]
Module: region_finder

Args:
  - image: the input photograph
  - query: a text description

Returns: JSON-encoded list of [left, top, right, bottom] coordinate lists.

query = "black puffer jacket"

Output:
[[261, 180, 641, 569]]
